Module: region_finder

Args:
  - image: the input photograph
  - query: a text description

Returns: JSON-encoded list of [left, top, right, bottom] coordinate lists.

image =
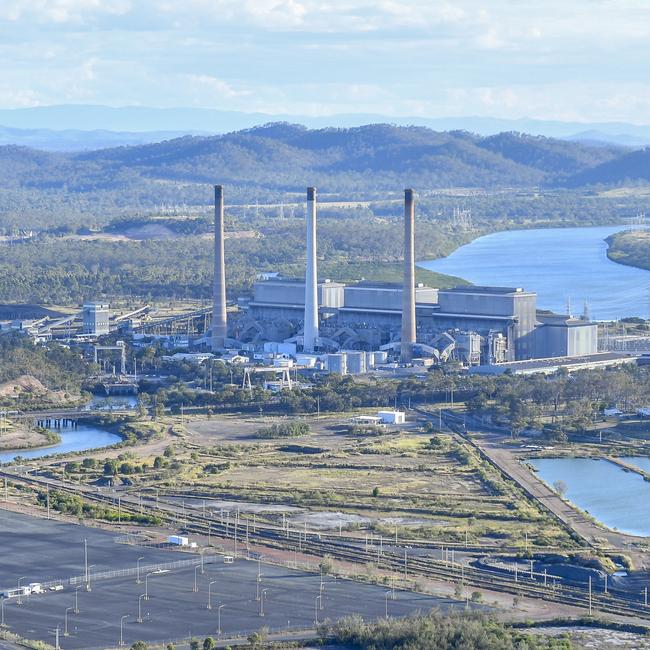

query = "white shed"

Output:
[[377, 410, 406, 424]]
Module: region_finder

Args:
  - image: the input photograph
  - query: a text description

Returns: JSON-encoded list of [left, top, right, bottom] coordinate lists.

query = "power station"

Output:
[[212, 186, 599, 367]]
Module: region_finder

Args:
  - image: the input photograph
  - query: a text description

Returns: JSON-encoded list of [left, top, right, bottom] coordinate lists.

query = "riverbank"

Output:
[[0, 423, 60, 453], [606, 229, 650, 272]]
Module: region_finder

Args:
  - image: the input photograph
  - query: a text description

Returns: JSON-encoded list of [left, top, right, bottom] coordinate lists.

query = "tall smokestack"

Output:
[[212, 185, 227, 351], [401, 188, 416, 362], [303, 187, 319, 352]]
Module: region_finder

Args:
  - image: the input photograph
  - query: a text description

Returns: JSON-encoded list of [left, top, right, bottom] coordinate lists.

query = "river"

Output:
[[0, 423, 122, 464], [420, 225, 650, 320], [529, 457, 650, 537]]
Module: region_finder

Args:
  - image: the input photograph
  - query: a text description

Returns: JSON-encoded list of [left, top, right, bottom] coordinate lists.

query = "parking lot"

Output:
[[0, 510, 470, 649]]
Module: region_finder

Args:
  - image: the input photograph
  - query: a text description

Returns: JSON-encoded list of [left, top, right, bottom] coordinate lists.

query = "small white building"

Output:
[[603, 407, 623, 417], [377, 410, 406, 424]]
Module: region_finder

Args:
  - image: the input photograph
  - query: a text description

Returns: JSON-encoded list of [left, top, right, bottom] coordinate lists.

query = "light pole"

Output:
[[75, 586, 82, 614], [136, 556, 145, 584], [314, 595, 321, 625], [385, 591, 391, 618], [86, 564, 96, 592], [64, 607, 73, 636], [208, 581, 217, 609], [17, 577, 25, 606], [144, 573, 153, 600], [137, 594, 146, 623], [84, 538, 90, 590], [259, 589, 268, 617], [119, 614, 128, 646], [256, 555, 263, 601], [194, 565, 200, 593], [217, 604, 225, 635], [1, 597, 7, 626]]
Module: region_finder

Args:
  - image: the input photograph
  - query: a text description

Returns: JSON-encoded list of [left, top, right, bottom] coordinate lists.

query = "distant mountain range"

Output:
[[2, 104, 650, 150], [1, 122, 647, 212], [0, 124, 205, 152]]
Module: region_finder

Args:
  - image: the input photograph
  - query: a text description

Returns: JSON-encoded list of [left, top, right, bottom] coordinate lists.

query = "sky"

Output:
[[1, 0, 650, 123]]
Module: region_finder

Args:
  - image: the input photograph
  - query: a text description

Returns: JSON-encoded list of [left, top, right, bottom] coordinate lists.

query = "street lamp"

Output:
[[193, 565, 200, 593], [86, 565, 96, 592], [119, 614, 128, 646], [136, 557, 145, 584], [314, 595, 321, 625], [17, 577, 25, 606], [137, 594, 146, 623], [207, 581, 217, 609], [1, 597, 8, 627], [259, 589, 268, 617], [74, 586, 82, 614], [64, 607, 73, 636], [217, 604, 225, 635], [144, 573, 154, 600], [84, 538, 89, 590], [385, 591, 391, 618]]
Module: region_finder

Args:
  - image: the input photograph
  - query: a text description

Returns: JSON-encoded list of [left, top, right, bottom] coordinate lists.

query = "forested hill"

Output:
[[0, 123, 635, 226], [563, 147, 650, 187]]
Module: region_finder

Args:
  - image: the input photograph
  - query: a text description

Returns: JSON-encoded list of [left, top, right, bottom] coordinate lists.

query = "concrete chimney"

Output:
[[400, 188, 416, 362], [212, 185, 227, 351], [303, 187, 319, 352]]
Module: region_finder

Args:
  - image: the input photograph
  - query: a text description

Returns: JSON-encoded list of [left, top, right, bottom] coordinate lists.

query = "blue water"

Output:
[[0, 424, 122, 464], [529, 457, 650, 536], [420, 225, 650, 320]]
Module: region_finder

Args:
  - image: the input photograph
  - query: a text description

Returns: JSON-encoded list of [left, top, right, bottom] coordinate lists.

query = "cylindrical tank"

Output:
[[326, 352, 347, 374], [346, 351, 366, 374]]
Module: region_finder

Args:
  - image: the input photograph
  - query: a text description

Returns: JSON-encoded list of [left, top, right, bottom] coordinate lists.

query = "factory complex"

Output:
[[0, 184, 614, 377], [216, 186, 599, 372]]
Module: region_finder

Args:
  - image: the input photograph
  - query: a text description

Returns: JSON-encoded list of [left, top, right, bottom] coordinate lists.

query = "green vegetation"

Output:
[[606, 229, 650, 272], [254, 421, 310, 439], [0, 124, 629, 234], [465, 365, 650, 437], [0, 333, 92, 403], [322, 612, 573, 649], [36, 489, 161, 524]]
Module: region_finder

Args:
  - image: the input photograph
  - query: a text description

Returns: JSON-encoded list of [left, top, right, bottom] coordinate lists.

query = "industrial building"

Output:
[[82, 302, 110, 336], [214, 186, 598, 368], [239, 278, 596, 364]]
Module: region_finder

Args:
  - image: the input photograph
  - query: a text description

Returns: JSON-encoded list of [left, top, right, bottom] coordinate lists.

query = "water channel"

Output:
[[420, 224, 650, 320], [0, 422, 122, 464], [528, 457, 650, 537]]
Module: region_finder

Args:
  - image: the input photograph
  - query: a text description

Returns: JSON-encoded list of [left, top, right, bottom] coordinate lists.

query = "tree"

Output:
[[190, 640, 200, 650], [553, 480, 568, 498], [153, 456, 164, 469], [130, 642, 147, 650], [372, 487, 380, 498], [103, 460, 118, 476], [203, 638, 216, 650]]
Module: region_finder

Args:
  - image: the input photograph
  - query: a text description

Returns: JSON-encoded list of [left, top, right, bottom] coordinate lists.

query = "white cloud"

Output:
[[1, 0, 650, 122]]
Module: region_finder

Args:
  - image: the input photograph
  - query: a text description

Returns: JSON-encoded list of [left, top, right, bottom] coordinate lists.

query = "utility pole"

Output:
[[84, 538, 89, 591]]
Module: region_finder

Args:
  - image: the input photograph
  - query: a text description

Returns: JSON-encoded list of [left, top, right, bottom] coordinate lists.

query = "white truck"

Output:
[[167, 535, 189, 546]]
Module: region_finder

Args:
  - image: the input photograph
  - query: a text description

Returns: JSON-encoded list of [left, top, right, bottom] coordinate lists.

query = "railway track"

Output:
[[3, 469, 649, 623]]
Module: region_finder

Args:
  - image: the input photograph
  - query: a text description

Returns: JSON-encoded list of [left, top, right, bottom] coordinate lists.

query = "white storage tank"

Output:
[[346, 351, 366, 374], [326, 353, 347, 375], [373, 350, 389, 365], [296, 353, 319, 368]]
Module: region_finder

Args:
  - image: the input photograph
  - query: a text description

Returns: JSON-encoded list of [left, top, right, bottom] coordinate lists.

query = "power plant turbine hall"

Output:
[[212, 184, 227, 351], [401, 188, 416, 363], [303, 187, 319, 352]]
